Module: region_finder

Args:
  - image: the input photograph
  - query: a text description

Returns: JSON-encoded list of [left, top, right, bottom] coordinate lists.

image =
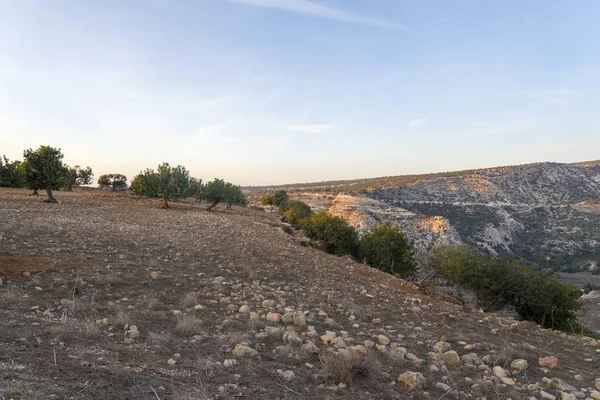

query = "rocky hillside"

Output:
[[1, 188, 600, 399], [281, 161, 600, 271], [368, 162, 600, 270]]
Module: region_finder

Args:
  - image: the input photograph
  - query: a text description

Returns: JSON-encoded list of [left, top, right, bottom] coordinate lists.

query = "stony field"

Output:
[[1, 188, 600, 400]]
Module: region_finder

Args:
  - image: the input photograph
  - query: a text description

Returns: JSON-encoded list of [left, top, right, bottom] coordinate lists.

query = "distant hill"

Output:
[[257, 160, 600, 272]]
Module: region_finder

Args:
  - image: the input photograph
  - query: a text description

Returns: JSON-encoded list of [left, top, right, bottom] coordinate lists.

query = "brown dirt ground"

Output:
[[0, 188, 599, 399]]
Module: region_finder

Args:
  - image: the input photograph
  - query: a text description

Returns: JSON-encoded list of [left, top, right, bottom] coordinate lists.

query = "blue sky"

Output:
[[1, 0, 599, 185]]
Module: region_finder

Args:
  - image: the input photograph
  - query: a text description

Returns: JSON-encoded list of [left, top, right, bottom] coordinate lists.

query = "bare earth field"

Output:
[[1, 188, 599, 399]]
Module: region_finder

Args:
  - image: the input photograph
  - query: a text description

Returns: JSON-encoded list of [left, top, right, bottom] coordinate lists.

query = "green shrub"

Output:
[[427, 245, 582, 331], [281, 200, 312, 228], [359, 223, 415, 278], [299, 213, 359, 257]]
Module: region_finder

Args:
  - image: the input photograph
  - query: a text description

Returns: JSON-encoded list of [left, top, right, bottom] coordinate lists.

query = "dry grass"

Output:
[[145, 297, 160, 310], [84, 321, 102, 338], [175, 315, 203, 335], [6, 385, 22, 396], [319, 351, 381, 386], [2, 287, 21, 304], [112, 311, 131, 328], [181, 292, 199, 308], [149, 331, 174, 346]]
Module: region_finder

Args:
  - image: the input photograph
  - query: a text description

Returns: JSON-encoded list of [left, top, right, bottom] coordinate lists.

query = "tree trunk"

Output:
[[30, 189, 39, 196], [66, 184, 73, 192], [226, 203, 232, 210], [44, 188, 58, 203], [206, 201, 219, 212], [162, 198, 170, 209]]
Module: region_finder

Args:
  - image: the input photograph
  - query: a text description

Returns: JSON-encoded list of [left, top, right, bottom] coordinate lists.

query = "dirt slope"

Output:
[[1, 189, 599, 399]]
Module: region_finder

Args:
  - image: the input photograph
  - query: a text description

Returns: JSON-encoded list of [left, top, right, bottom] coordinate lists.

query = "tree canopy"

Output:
[[359, 223, 415, 278], [64, 165, 93, 191], [22, 145, 66, 203], [0, 156, 24, 188], [98, 174, 127, 191]]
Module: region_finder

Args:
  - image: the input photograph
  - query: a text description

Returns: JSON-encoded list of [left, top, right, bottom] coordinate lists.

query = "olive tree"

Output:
[[64, 165, 93, 191], [155, 163, 191, 209], [224, 182, 246, 210], [0, 155, 25, 188], [203, 178, 227, 211], [189, 177, 204, 203], [129, 169, 159, 198], [98, 174, 127, 191], [22, 145, 66, 203]]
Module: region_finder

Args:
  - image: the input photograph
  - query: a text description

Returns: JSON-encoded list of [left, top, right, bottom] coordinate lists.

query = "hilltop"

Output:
[[1, 188, 599, 399]]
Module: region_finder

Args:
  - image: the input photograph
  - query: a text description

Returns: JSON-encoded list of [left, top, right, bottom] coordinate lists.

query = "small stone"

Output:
[[238, 305, 249, 313], [266, 312, 281, 323], [282, 370, 295, 381], [320, 331, 336, 343], [262, 300, 276, 308], [330, 337, 347, 348], [23, 271, 31, 278], [223, 359, 238, 369], [377, 335, 390, 345], [151, 271, 159, 280], [398, 371, 426, 390], [172, 353, 181, 359], [293, 311, 306, 326], [434, 341, 451, 353], [540, 390, 556, 400], [442, 351, 461, 368], [301, 340, 320, 354], [231, 344, 257, 358], [193, 304, 205, 310], [172, 310, 182, 316], [167, 358, 177, 366], [510, 359, 528, 371], [539, 356, 559, 369], [590, 390, 600, 400], [435, 382, 452, 392], [281, 313, 295, 324], [493, 366, 507, 378], [35, 286, 42, 291], [559, 392, 576, 400], [461, 353, 482, 366], [594, 378, 600, 391], [500, 377, 515, 385]]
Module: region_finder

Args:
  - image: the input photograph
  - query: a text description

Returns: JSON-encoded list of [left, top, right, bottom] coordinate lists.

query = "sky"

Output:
[[1, 0, 599, 186]]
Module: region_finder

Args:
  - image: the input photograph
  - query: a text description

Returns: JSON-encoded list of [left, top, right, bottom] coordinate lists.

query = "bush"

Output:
[[428, 245, 582, 331], [281, 200, 312, 228], [300, 213, 359, 257], [359, 223, 415, 278]]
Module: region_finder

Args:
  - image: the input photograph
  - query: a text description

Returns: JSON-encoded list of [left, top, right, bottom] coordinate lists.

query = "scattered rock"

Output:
[[398, 371, 426, 390], [151, 271, 158, 280], [539, 356, 559, 369], [238, 305, 249, 313], [266, 312, 281, 323], [510, 359, 528, 372], [434, 341, 451, 353], [442, 351, 461, 368], [231, 344, 258, 358]]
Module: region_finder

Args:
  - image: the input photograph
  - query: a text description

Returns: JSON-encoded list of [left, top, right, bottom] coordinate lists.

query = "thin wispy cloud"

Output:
[[287, 124, 337, 133], [226, 0, 399, 28], [408, 118, 428, 128]]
